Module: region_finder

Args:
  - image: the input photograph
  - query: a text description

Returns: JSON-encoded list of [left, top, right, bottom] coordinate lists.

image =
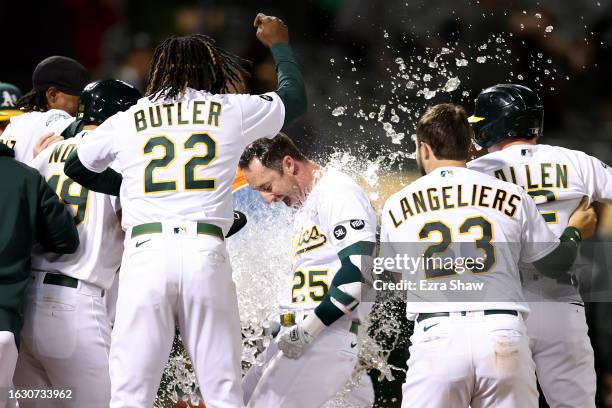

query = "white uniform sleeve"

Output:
[[580, 153, 612, 203], [27, 147, 48, 171], [318, 184, 376, 254], [379, 201, 404, 274], [519, 189, 560, 263], [76, 114, 120, 173], [43, 110, 74, 134], [237, 92, 285, 145]]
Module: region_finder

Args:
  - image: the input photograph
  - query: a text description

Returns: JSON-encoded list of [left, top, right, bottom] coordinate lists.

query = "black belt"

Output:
[[43, 273, 78, 289], [417, 309, 518, 323]]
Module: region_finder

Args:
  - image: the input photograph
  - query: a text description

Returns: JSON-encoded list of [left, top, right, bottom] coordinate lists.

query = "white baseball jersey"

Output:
[[380, 166, 560, 320], [76, 88, 284, 235], [29, 132, 124, 289], [0, 109, 73, 163], [282, 169, 376, 317], [469, 144, 612, 301]]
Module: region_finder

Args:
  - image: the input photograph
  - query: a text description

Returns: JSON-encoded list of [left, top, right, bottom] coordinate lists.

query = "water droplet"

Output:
[[535, 13, 542, 18], [331, 106, 346, 117], [337, 122, 342, 126], [517, 74, 524, 80], [476, 56, 487, 63], [545, 26, 553, 33], [330, 58, 335, 63], [428, 61, 439, 69], [423, 74, 432, 82], [423, 88, 437, 99], [443, 77, 461, 92], [455, 58, 469, 67]]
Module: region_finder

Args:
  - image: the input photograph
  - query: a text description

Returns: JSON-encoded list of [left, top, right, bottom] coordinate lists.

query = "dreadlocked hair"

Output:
[[16, 89, 48, 112], [145, 34, 251, 101]]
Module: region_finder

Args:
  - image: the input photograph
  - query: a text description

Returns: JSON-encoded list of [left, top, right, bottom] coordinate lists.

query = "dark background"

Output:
[[3, 0, 612, 406]]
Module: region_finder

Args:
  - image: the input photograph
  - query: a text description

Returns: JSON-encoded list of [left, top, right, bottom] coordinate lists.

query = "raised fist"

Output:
[[253, 13, 289, 48]]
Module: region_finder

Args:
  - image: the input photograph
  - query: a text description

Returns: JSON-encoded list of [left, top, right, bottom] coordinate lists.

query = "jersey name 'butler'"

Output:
[[133, 100, 223, 132]]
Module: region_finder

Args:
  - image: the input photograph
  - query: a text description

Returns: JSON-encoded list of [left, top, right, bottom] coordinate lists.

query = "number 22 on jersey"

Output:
[[143, 132, 217, 194]]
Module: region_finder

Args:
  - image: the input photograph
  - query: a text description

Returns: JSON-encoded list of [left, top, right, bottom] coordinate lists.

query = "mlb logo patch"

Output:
[[521, 148, 533, 157], [173, 226, 187, 234], [440, 170, 453, 177]]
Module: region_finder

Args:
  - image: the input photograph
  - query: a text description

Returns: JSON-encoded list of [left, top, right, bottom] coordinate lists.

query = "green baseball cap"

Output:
[[0, 83, 23, 121]]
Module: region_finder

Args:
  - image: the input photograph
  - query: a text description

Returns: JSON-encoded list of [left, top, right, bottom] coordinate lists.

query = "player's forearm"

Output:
[[64, 151, 122, 196], [533, 227, 581, 279], [271, 43, 307, 126], [314, 242, 374, 326]]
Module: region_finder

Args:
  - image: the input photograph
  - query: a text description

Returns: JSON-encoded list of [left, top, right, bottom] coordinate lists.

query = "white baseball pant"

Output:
[[526, 301, 596, 408], [13, 272, 110, 408], [243, 319, 359, 408], [109, 225, 244, 408], [0, 331, 17, 408], [402, 311, 538, 408]]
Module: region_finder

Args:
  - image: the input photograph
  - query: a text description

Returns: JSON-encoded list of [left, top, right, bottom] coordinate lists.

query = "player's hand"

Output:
[[33, 132, 63, 158], [568, 197, 598, 239], [277, 324, 314, 359], [253, 13, 289, 48]]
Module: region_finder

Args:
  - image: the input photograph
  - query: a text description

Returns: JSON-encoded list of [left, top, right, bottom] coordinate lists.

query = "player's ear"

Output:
[[419, 141, 433, 160], [45, 87, 59, 105], [282, 155, 296, 175]]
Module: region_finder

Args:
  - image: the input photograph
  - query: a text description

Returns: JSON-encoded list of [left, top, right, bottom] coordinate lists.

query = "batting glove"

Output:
[[277, 314, 325, 359]]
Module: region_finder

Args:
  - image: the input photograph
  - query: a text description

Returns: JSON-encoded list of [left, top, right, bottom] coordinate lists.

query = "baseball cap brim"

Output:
[[0, 109, 23, 121]]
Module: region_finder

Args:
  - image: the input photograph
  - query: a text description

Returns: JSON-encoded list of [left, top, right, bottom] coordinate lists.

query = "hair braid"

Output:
[[145, 34, 251, 101]]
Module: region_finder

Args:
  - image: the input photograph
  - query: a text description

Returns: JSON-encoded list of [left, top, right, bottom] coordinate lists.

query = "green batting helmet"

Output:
[[77, 79, 142, 125], [468, 84, 544, 148]]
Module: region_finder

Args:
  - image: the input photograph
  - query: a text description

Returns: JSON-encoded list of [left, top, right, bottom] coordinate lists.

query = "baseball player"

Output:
[[238, 133, 376, 408], [0, 56, 89, 163], [467, 84, 612, 408], [0, 133, 79, 408], [0, 83, 23, 136], [64, 14, 307, 408], [379, 103, 597, 408], [12, 80, 141, 408]]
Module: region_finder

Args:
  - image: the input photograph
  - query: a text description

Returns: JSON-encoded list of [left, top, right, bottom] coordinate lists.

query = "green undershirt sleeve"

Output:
[[270, 43, 307, 126], [533, 226, 581, 279], [314, 241, 375, 326], [64, 150, 122, 197]]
